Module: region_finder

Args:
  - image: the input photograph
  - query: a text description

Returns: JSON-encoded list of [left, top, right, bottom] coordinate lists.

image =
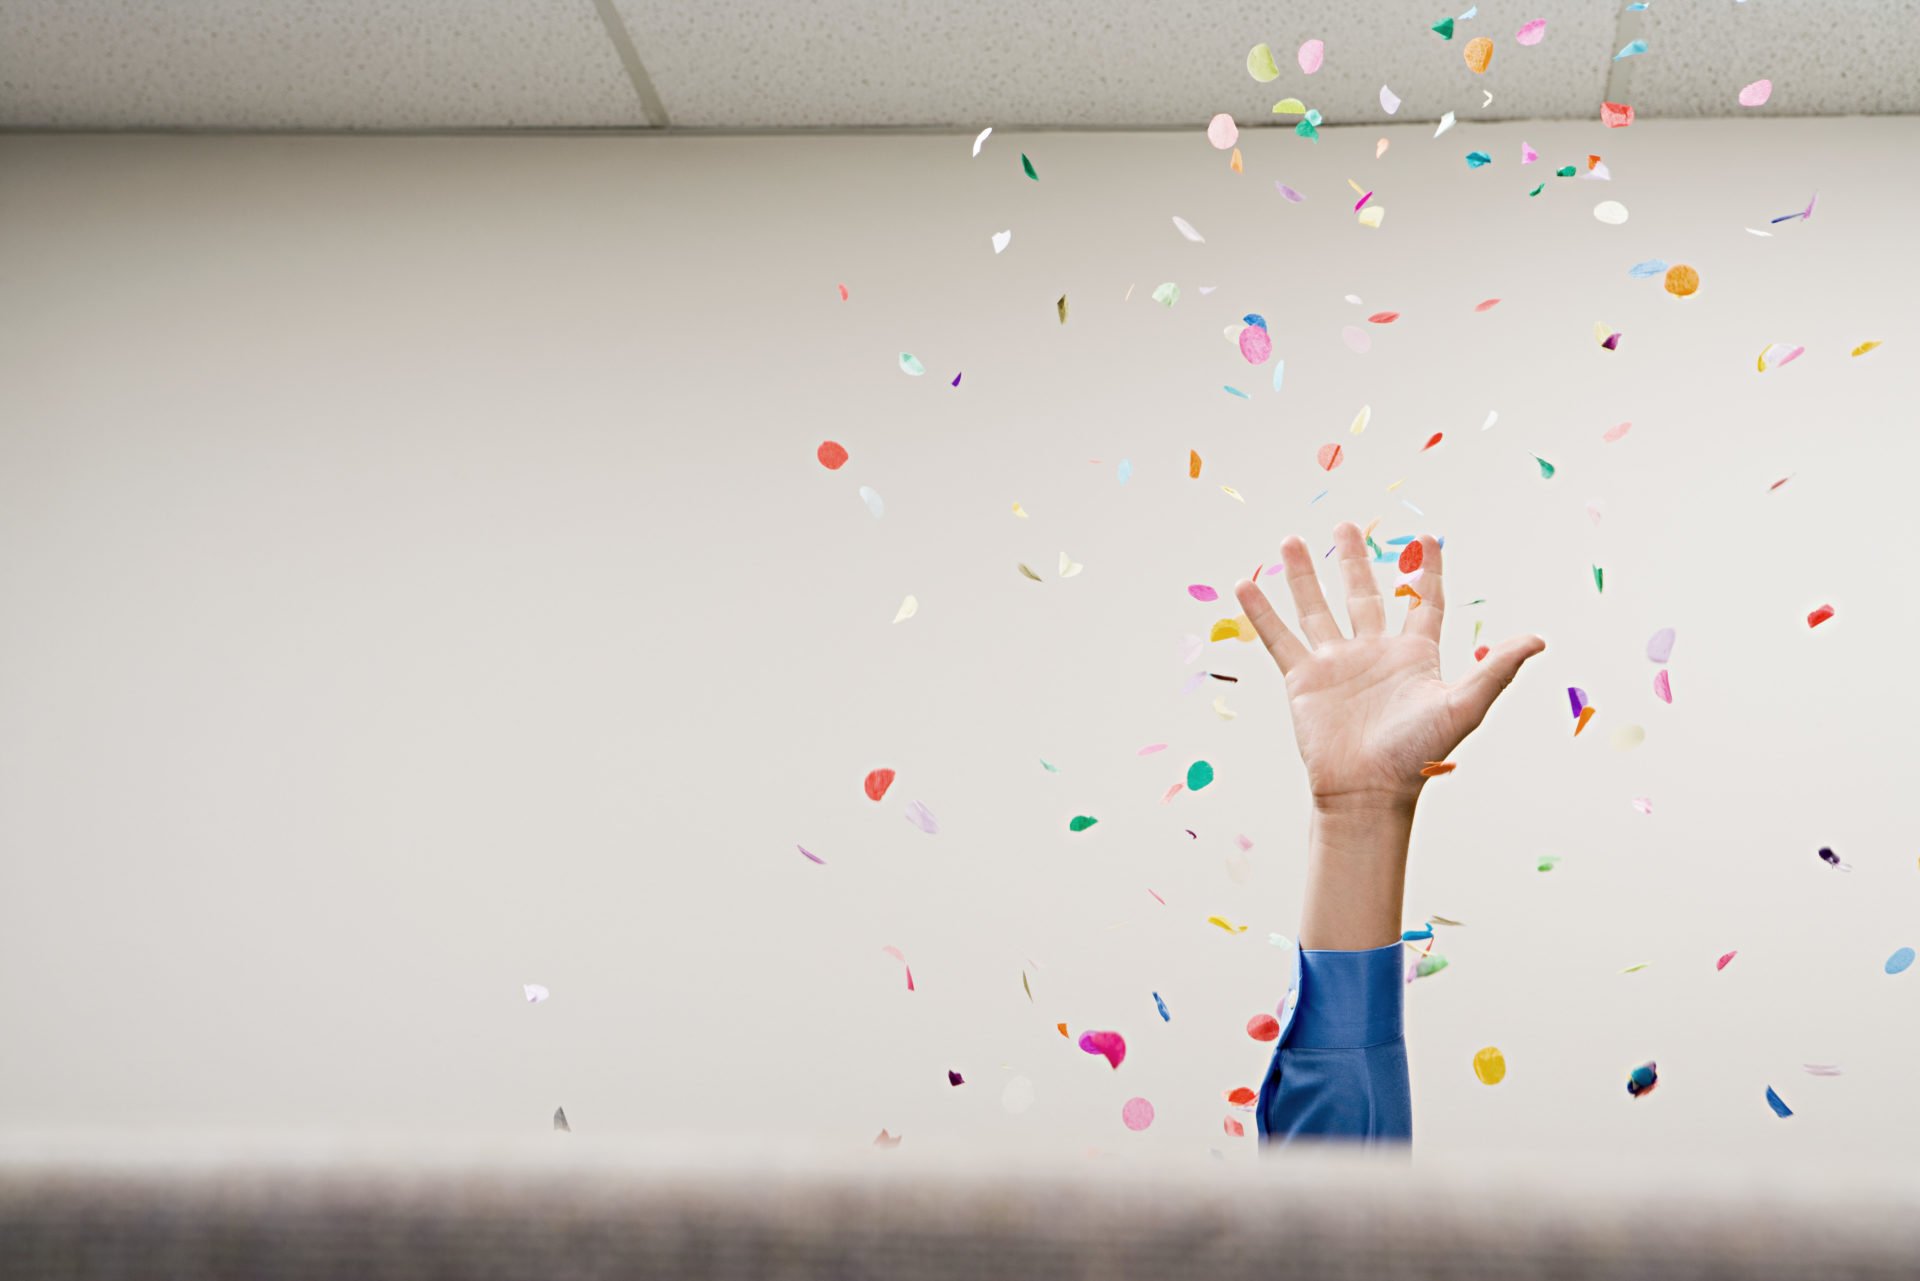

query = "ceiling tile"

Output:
[[614, 1, 1619, 129], [0, 0, 649, 129]]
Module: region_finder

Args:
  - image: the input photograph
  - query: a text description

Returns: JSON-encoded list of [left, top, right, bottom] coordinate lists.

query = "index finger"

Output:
[[1235, 579, 1309, 675]]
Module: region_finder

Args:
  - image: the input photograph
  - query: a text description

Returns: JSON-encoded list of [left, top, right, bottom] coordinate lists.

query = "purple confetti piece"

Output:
[[950, 372, 962, 387], [1568, 687, 1589, 717], [1646, 627, 1676, 663], [1078, 1029, 1127, 1069], [904, 801, 939, 835], [797, 844, 826, 864], [948, 1070, 965, 1086], [1275, 182, 1305, 203], [1602, 331, 1622, 350]]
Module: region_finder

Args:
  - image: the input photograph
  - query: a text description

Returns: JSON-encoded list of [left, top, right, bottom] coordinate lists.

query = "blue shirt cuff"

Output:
[[1288, 941, 1405, 1049]]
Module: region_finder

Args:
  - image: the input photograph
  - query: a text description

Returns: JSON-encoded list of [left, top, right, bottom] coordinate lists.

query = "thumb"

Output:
[[1450, 633, 1546, 732]]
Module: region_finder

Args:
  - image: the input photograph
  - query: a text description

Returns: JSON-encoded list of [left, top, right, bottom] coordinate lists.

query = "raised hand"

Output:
[[1234, 523, 1545, 811]]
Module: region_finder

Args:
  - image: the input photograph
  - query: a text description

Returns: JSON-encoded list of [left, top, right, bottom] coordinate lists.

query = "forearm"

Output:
[[1297, 796, 1416, 950]]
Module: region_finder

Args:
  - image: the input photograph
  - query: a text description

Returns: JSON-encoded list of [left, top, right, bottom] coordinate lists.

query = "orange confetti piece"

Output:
[[1224, 1086, 1258, 1106], [1574, 705, 1597, 736], [1230, 147, 1244, 173], [1422, 432, 1443, 451], [1189, 449, 1203, 478], [1420, 761, 1457, 777], [1463, 36, 1494, 74], [1664, 264, 1700, 297], [1394, 583, 1423, 607]]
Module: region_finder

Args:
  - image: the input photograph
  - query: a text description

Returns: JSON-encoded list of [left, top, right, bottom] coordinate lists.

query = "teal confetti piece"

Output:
[[1614, 39, 1648, 59], [1295, 119, 1318, 142], [1069, 815, 1098, 832], [1224, 385, 1249, 399], [1431, 16, 1455, 38], [1466, 151, 1492, 168], [1593, 565, 1605, 594], [1532, 454, 1556, 479], [1186, 760, 1215, 792], [1556, 165, 1577, 177], [1528, 182, 1545, 197], [1021, 153, 1037, 180], [1040, 759, 1060, 773]]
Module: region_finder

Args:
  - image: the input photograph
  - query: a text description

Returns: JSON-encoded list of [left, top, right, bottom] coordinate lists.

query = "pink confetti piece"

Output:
[[1521, 141, 1538, 164], [1161, 783, 1185, 804], [837, 284, 849, 301], [1297, 38, 1325, 74], [797, 844, 826, 865], [1275, 182, 1304, 203], [1178, 635, 1205, 664], [1239, 324, 1272, 364], [881, 945, 915, 991], [1653, 670, 1672, 704], [1717, 951, 1737, 971], [1121, 1097, 1156, 1130], [1603, 421, 1632, 442], [903, 800, 939, 834], [1632, 797, 1653, 815], [1148, 888, 1166, 905], [1187, 584, 1219, 602], [1137, 743, 1167, 755], [1235, 833, 1254, 852], [1078, 1029, 1127, 1069], [1516, 19, 1546, 46], [1601, 102, 1634, 129], [1474, 298, 1501, 311], [1316, 443, 1344, 471], [1341, 325, 1371, 354], [1647, 627, 1676, 663], [1206, 113, 1238, 149], [1354, 190, 1373, 211], [1739, 79, 1773, 108], [1804, 1064, 1844, 1076], [1223, 1117, 1246, 1138]]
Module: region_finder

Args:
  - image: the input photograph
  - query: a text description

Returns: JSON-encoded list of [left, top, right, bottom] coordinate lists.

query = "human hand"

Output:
[[1234, 523, 1544, 813]]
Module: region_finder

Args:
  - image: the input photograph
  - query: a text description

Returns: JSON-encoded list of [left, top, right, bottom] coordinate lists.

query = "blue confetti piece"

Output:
[[1310, 489, 1329, 504], [1627, 2, 1648, 9], [1614, 39, 1648, 60], [1243, 313, 1268, 331], [1385, 535, 1417, 546], [1401, 924, 1434, 942], [1153, 992, 1171, 1021], [1457, 5, 1477, 17], [1117, 458, 1132, 485], [1224, 385, 1249, 399], [1887, 946, 1916, 975], [1465, 150, 1492, 168], [1765, 1085, 1794, 1118], [1629, 258, 1669, 278], [1272, 358, 1286, 392]]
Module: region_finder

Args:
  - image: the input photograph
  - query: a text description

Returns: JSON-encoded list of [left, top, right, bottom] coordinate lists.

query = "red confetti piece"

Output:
[[1223, 1117, 1246, 1138], [837, 284, 849, 301], [1316, 443, 1344, 471], [817, 440, 849, 470], [1474, 298, 1501, 311], [1807, 604, 1834, 628], [1602, 421, 1631, 443], [1717, 951, 1738, 971], [1247, 1013, 1281, 1042], [1398, 541, 1425, 572], [1769, 475, 1793, 491], [1419, 761, 1457, 777], [864, 768, 896, 801], [1422, 432, 1444, 451], [1473, 645, 1490, 661], [1224, 1086, 1257, 1106], [1367, 311, 1401, 324], [1601, 102, 1635, 128]]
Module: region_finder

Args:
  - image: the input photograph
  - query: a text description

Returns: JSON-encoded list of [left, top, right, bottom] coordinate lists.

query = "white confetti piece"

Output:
[[859, 486, 885, 518], [1058, 552, 1083, 578], [892, 595, 918, 623], [1172, 215, 1205, 243], [524, 984, 550, 1003], [1379, 85, 1401, 114], [991, 229, 1011, 254], [1594, 200, 1630, 224], [1434, 111, 1456, 138], [972, 127, 992, 157]]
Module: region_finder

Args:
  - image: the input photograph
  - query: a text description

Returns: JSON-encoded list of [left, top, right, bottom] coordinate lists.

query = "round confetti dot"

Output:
[[1594, 201, 1630, 225], [1738, 78, 1773, 108], [1206, 113, 1238, 150], [1239, 324, 1272, 365], [1186, 759, 1215, 791], [1121, 1097, 1156, 1131], [1398, 540, 1425, 573], [1463, 36, 1494, 74], [1247, 1013, 1281, 1042], [1888, 947, 1916, 975], [816, 440, 849, 470], [1664, 264, 1700, 297], [1472, 1045, 1507, 1085], [1297, 38, 1325, 74], [1317, 443, 1344, 471]]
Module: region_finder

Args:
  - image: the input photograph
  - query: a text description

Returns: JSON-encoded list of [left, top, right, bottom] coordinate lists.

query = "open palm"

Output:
[[1235, 524, 1544, 807]]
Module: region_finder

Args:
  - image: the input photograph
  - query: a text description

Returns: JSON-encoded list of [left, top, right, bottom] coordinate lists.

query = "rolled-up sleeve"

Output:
[[1256, 941, 1411, 1145]]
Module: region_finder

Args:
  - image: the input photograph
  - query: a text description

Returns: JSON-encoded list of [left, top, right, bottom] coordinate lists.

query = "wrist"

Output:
[[1311, 789, 1419, 823]]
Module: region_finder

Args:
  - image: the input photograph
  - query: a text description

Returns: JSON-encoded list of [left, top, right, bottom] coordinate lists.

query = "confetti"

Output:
[[1415, 954, 1449, 978], [1188, 449, 1204, 479], [524, 984, 549, 1003], [950, 372, 961, 387], [1717, 951, 1737, 971], [1395, 584, 1422, 607], [1151, 282, 1179, 307], [1021, 153, 1038, 180], [1351, 404, 1372, 434], [1186, 760, 1215, 791], [1614, 38, 1647, 60], [1611, 724, 1645, 751], [1521, 142, 1537, 164], [1367, 311, 1400, 325], [1532, 454, 1556, 479], [1575, 706, 1596, 736], [1632, 797, 1652, 815], [1628, 258, 1668, 278], [1600, 102, 1634, 128], [1078, 1029, 1127, 1069], [1807, 603, 1834, 628], [991, 229, 1011, 254], [1420, 761, 1457, 777], [1804, 1064, 1843, 1076], [1851, 341, 1882, 358], [837, 284, 849, 301], [1002, 1075, 1034, 1114], [1040, 759, 1059, 773], [864, 768, 896, 802], [1069, 815, 1099, 832], [948, 1070, 965, 1087], [817, 440, 849, 470], [1765, 1086, 1793, 1118], [1117, 458, 1133, 483], [1275, 182, 1305, 203], [1466, 150, 1492, 167], [1380, 85, 1401, 113], [1247, 1013, 1281, 1041], [1463, 36, 1494, 73], [1647, 628, 1676, 663], [1516, 19, 1546, 45], [1358, 205, 1385, 228], [1434, 111, 1456, 138], [1664, 264, 1700, 297], [1017, 562, 1042, 582], [1423, 432, 1445, 450], [1223, 1117, 1246, 1138], [1818, 846, 1851, 871], [1376, 138, 1389, 158], [1432, 16, 1455, 39], [898, 352, 925, 376], [1399, 540, 1425, 572], [1537, 855, 1560, 872], [903, 800, 939, 834], [1758, 343, 1804, 371], [1472, 1046, 1507, 1085], [1012, 503, 1028, 518], [1121, 1097, 1156, 1131], [1058, 552, 1083, 578], [1272, 98, 1306, 116], [1057, 295, 1068, 324], [859, 486, 885, 518], [1342, 325, 1372, 353], [1738, 79, 1773, 108], [972, 127, 992, 157], [1654, 670, 1672, 703], [1885, 947, 1915, 975], [1298, 38, 1325, 74], [797, 844, 826, 865], [881, 945, 915, 991], [1594, 200, 1630, 224], [893, 595, 918, 624], [1154, 992, 1172, 1021], [1207, 114, 1238, 149], [1568, 687, 1589, 718], [1247, 43, 1280, 82], [1172, 215, 1205, 243], [1240, 324, 1272, 364], [1188, 585, 1221, 604], [1208, 915, 1248, 934], [1627, 1061, 1658, 1098], [1593, 565, 1605, 594], [553, 1107, 571, 1132]]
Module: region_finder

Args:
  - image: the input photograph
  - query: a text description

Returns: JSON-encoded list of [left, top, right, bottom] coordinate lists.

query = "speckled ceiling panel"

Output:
[[1603, 0, 1920, 118], [614, 0, 1622, 128], [0, 0, 648, 129]]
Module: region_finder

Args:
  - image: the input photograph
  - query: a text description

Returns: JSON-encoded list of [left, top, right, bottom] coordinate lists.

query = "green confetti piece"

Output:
[[1021, 153, 1038, 181], [1537, 855, 1560, 872], [1151, 281, 1179, 307], [1068, 815, 1099, 832], [898, 352, 925, 376], [1467, 598, 1488, 605], [1533, 454, 1556, 478], [1040, 759, 1059, 773], [1432, 16, 1455, 39], [1528, 182, 1545, 197], [1415, 954, 1450, 978], [1186, 760, 1215, 792], [1556, 165, 1577, 177], [1593, 564, 1605, 593], [1473, 619, 1483, 643], [1271, 97, 1307, 115], [1295, 119, 1319, 142]]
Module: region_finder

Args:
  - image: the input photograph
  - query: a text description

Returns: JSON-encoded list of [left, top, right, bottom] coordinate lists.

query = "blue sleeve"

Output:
[[1255, 941, 1411, 1146]]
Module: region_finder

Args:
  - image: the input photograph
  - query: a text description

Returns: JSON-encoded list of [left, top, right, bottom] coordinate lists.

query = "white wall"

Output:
[[0, 120, 1914, 1165]]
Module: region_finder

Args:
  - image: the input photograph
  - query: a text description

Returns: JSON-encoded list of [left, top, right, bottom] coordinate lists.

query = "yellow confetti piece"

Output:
[[1472, 1046, 1506, 1085], [1346, 178, 1367, 197], [1272, 98, 1307, 115], [1011, 502, 1028, 518], [1621, 962, 1651, 974], [1210, 617, 1242, 642], [1221, 485, 1244, 503], [1058, 552, 1083, 578], [1018, 563, 1042, 582], [1230, 147, 1244, 174], [1594, 321, 1614, 345], [1350, 404, 1372, 435], [892, 595, 918, 624], [1852, 340, 1882, 357], [1212, 697, 1237, 720], [1246, 42, 1280, 82], [1358, 205, 1385, 229], [1386, 479, 1405, 491], [1207, 915, 1250, 934]]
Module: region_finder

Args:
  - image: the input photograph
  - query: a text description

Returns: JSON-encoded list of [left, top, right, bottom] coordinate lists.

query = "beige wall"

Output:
[[0, 120, 1914, 1164]]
